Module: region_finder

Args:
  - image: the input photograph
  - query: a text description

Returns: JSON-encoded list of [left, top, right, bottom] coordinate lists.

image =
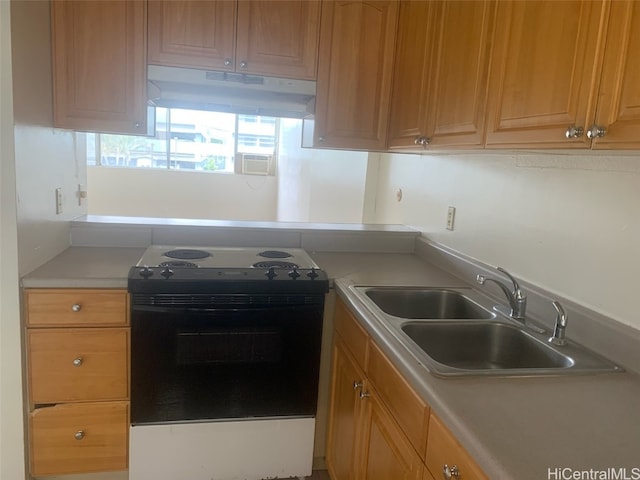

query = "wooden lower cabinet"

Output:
[[358, 386, 424, 480], [29, 401, 129, 477], [327, 338, 423, 480], [25, 288, 130, 477], [425, 414, 488, 480], [327, 298, 487, 480], [27, 328, 129, 404], [326, 340, 364, 480]]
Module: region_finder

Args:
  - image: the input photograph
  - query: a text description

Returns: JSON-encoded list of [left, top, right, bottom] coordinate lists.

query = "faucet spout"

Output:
[[476, 267, 527, 320]]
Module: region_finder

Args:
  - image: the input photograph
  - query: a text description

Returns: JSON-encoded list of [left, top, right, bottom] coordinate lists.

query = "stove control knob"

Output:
[[307, 268, 319, 280], [266, 267, 277, 280], [139, 266, 154, 278], [161, 267, 174, 279], [288, 268, 301, 280]]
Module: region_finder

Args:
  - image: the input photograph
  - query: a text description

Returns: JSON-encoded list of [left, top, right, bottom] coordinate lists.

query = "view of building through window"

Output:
[[87, 108, 280, 174]]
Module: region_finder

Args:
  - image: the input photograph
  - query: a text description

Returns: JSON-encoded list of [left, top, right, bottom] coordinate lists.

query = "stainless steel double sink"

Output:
[[349, 286, 622, 377]]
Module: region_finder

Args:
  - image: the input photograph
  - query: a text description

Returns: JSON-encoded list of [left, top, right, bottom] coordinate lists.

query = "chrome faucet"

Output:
[[476, 267, 527, 320], [549, 301, 568, 346]]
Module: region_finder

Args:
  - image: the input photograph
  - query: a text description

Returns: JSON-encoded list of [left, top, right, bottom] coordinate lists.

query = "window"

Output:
[[87, 108, 280, 174]]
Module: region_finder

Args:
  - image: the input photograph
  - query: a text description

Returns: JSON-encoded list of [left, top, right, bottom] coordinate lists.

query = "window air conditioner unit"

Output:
[[239, 154, 273, 175]]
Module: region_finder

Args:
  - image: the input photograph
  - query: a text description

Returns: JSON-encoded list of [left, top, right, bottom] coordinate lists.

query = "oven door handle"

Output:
[[130, 305, 319, 314]]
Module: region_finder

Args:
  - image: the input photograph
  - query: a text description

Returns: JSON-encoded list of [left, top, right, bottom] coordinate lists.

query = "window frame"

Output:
[[88, 109, 281, 176]]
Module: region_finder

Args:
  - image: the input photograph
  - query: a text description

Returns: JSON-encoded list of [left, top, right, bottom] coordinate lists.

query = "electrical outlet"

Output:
[[446, 206, 456, 230], [55, 188, 63, 215]]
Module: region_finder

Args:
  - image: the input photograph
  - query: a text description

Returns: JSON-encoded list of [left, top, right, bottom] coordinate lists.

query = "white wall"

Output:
[[372, 151, 640, 330], [12, 0, 83, 275], [88, 167, 279, 221], [277, 119, 369, 222], [1, 1, 26, 478], [88, 119, 371, 224]]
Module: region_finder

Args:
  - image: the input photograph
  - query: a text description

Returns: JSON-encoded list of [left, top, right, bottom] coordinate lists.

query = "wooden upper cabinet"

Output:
[[51, 0, 147, 135], [591, 0, 640, 149], [484, 0, 609, 148], [147, 0, 237, 71], [148, 0, 320, 80], [387, 1, 435, 150], [235, 1, 321, 79], [314, 0, 399, 150], [425, 0, 494, 148], [389, 1, 494, 150]]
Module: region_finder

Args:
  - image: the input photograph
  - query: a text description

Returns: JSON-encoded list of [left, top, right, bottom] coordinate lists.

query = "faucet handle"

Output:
[[549, 301, 568, 346], [496, 267, 524, 299]]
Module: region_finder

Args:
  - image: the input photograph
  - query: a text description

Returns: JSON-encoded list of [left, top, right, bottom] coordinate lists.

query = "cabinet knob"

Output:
[[318, 136, 326, 143], [71, 303, 81, 312], [224, 58, 232, 67], [352, 381, 363, 390], [239, 60, 248, 69], [134, 122, 141, 128], [442, 464, 460, 480], [565, 125, 584, 139], [359, 391, 370, 400], [586, 125, 606, 139], [74, 430, 85, 440], [414, 136, 430, 147], [73, 357, 83, 367]]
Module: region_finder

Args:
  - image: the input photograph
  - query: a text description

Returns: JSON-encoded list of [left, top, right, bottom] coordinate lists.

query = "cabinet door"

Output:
[[387, 1, 435, 149], [314, 0, 399, 150], [236, 1, 321, 80], [357, 386, 423, 480], [484, 0, 608, 148], [424, 0, 495, 148], [326, 340, 365, 480], [148, 0, 237, 70], [51, 0, 147, 135], [591, 0, 640, 149], [29, 401, 129, 477], [367, 342, 429, 459]]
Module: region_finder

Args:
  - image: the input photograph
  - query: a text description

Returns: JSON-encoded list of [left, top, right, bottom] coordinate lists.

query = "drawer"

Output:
[[29, 401, 129, 476], [28, 328, 129, 404], [334, 298, 369, 369], [367, 340, 430, 459], [25, 289, 128, 327], [425, 414, 488, 480]]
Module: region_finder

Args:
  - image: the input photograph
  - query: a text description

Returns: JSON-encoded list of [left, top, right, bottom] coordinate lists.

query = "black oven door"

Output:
[[130, 300, 324, 425]]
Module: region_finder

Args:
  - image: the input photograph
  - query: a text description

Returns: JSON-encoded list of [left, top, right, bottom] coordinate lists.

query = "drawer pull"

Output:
[[359, 391, 370, 400], [71, 303, 82, 312], [443, 464, 460, 479], [74, 430, 85, 440], [73, 357, 83, 367], [352, 381, 363, 390]]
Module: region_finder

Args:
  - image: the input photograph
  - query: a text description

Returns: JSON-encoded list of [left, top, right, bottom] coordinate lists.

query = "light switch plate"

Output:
[[55, 187, 63, 215], [446, 206, 455, 230]]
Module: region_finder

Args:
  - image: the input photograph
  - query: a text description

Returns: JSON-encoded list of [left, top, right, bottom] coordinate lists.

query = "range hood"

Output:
[[147, 65, 316, 119]]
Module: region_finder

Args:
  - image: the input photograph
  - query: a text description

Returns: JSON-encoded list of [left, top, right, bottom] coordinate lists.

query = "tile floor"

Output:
[[306, 471, 330, 480]]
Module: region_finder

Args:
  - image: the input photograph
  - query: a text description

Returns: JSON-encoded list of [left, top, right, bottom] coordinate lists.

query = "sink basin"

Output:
[[362, 287, 494, 320], [401, 321, 573, 371], [349, 284, 622, 377]]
